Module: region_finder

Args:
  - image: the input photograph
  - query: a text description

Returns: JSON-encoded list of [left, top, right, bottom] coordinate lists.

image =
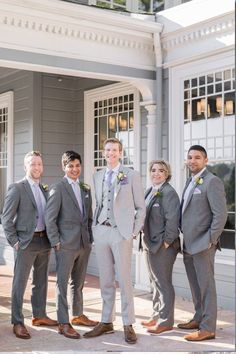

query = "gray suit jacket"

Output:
[[93, 165, 145, 239], [143, 182, 180, 254], [2, 178, 48, 249], [181, 169, 227, 255], [45, 178, 93, 249]]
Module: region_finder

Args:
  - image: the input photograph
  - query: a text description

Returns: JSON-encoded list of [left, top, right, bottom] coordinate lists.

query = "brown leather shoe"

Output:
[[58, 323, 80, 339], [32, 316, 58, 326], [147, 325, 173, 335], [177, 320, 200, 330], [83, 322, 114, 338], [13, 324, 31, 339], [141, 319, 157, 327], [71, 314, 99, 327], [184, 330, 215, 341], [124, 325, 137, 344]]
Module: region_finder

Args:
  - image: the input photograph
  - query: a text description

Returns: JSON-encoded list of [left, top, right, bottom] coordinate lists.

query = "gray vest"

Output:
[[97, 180, 116, 227]]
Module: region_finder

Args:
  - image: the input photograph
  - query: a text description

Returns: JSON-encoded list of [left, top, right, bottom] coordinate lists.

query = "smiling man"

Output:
[[178, 145, 227, 341], [2, 151, 57, 339], [84, 138, 145, 344], [45, 151, 98, 339]]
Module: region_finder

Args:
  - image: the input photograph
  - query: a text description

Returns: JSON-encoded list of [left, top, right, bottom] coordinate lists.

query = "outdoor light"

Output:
[[225, 100, 234, 115], [129, 115, 134, 129], [216, 97, 222, 112], [119, 115, 128, 131], [108, 115, 116, 131]]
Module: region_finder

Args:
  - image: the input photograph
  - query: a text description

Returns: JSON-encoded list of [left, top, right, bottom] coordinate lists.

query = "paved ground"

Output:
[[0, 265, 234, 353]]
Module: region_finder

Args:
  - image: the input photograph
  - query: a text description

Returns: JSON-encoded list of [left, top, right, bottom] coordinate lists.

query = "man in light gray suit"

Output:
[[84, 138, 145, 344], [2, 151, 57, 339], [45, 151, 98, 339], [178, 145, 227, 341]]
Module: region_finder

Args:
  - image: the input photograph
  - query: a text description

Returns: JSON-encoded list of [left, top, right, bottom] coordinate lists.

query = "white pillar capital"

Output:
[[144, 104, 156, 116]]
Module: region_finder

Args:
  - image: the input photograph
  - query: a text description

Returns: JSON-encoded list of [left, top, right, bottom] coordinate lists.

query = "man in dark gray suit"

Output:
[[2, 151, 57, 339], [45, 151, 98, 339], [178, 145, 227, 341]]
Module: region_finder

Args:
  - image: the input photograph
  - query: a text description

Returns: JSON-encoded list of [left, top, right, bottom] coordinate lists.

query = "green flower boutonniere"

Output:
[[195, 177, 203, 185], [153, 190, 162, 198], [79, 182, 90, 191], [117, 172, 128, 185], [42, 184, 49, 191]]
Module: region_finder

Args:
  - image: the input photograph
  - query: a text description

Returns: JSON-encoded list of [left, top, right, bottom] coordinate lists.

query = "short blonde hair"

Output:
[[149, 160, 172, 182], [24, 151, 42, 165], [103, 138, 123, 152]]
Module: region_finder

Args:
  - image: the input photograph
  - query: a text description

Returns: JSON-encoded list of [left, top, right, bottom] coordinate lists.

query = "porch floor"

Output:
[[0, 264, 234, 353]]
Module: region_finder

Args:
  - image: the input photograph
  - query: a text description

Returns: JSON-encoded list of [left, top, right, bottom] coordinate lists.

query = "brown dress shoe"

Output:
[[141, 319, 157, 327], [177, 320, 200, 330], [83, 322, 114, 338], [32, 316, 58, 326], [13, 324, 31, 339], [124, 325, 137, 344], [58, 323, 80, 339], [184, 330, 215, 341], [71, 314, 99, 327], [147, 325, 173, 335]]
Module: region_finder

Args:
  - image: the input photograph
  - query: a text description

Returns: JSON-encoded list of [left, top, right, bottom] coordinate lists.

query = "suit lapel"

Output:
[[114, 165, 126, 200], [182, 170, 207, 213], [63, 178, 83, 219], [96, 169, 106, 206], [23, 179, 37, 209]]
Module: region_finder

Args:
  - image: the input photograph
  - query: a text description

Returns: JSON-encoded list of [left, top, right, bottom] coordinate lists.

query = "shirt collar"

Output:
[[191, 167, 206, 181], [106, 163, 120, 175], [26, 176, 39, 186], [152, 181, 165, 191], [65, 175, 80, 185]]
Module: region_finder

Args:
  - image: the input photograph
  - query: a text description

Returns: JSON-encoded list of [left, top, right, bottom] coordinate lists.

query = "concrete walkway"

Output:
[[0, 264, 234, 353]]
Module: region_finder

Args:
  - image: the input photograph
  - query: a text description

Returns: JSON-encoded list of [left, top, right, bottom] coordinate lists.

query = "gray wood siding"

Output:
[[0, 70, 34, 181]]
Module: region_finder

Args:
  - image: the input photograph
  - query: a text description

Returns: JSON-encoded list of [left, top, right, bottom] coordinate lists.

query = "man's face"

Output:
[[187, 149, 208, 175], [24, 155, 43, 181], [103, 142, 122, 167], [63, 159, 81, 181]]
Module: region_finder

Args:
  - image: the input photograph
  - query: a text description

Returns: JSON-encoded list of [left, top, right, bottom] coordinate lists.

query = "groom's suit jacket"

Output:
[[181, 169, 227, 255], [2, 178, 48, 249], [45, 177, 93, 249], [93, 165, 145, 239]]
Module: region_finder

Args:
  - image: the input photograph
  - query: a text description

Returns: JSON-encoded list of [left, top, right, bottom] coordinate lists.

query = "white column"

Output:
[[134, 103, 157, 292]]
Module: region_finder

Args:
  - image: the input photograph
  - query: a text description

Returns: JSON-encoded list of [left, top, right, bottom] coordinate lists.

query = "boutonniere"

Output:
[[117, 171, 128, 185], [79, 182, 90, 191], [195, 177, 203, 185], [153, 190, 162, 198], [42, 184, 49, 191]]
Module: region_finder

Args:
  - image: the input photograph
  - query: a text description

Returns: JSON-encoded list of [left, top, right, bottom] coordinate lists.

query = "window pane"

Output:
[[199, 76, 205, 85], [224, 81, 231, 91], [184, 80, 190, 89], [224, 69, 231, 80], [208, 95, 221, 119], [207, 74, 214, 83], [192, 99, 205, 121], [215, 72, 222, 81], [191, 78, 197, 87]]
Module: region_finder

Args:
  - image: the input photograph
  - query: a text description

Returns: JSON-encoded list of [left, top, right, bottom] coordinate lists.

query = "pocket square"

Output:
[[153, 203, 160, 207], [193, 188, 201, 194], [84, 194, 89, 198]]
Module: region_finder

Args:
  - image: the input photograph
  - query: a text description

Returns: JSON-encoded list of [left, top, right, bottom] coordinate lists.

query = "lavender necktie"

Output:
[[33, 183, 45, 231], [107, 170, 114, 187], [72, 182, 83, 216]]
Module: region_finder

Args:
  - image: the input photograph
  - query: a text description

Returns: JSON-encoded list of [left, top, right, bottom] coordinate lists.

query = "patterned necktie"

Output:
[[107, 170, 114, 187], [33, 183, 45, 231], [72, 182, 83, 216]]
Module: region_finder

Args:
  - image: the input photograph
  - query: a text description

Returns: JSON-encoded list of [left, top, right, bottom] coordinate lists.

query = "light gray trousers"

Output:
[[93, 225, 135, 326]]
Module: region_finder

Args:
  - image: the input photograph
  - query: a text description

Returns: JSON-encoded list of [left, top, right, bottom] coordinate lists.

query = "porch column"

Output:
[[145, 104, 157, 174]]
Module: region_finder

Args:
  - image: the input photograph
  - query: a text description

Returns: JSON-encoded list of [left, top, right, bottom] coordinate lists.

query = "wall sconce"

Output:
[[108, 115, 116, 131], [216, 97, 222, 112], [225, 100, 234, 115], [197, 99, 210, 117], [119, 115, 127, 131], [129, 115, 134, 129]]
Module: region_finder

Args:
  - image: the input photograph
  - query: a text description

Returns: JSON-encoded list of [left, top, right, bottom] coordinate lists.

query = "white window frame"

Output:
[[84, 82, 140, 189], [169, 50, 234, 259], [0, 91, 14, 186]]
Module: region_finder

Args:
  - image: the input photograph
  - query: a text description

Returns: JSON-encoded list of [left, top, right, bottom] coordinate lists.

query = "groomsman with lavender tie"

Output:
[[45, 151, 98, 339], [2, 151, 57, 339]]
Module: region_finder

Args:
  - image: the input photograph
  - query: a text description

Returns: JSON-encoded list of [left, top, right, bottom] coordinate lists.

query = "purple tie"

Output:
[[107, 170, 114, 187], [33, 183, 45, 231]]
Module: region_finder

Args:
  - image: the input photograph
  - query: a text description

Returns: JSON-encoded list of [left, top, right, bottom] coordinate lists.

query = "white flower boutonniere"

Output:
[[117, 172, 128, 185], [79, 182, 90, 191], [195, 177, 203, 185], [42, 184, 49, 191]]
